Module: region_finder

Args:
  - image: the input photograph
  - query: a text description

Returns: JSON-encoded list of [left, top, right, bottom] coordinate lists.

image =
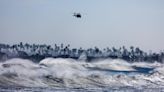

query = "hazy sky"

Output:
[[0, 0, 164, 52]]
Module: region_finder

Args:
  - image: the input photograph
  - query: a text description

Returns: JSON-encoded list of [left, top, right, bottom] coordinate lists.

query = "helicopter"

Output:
[[73, 13, 81, 18]]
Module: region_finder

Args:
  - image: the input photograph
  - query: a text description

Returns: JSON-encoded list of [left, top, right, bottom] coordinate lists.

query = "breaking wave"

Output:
[[0, 58, 164, 89]]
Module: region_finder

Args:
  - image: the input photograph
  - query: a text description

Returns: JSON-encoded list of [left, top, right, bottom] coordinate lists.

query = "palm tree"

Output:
[[130, 46, 135, 61], [25, 43, 30, 50], [19, 42, 24, 50], [112, 47, 117, 56]]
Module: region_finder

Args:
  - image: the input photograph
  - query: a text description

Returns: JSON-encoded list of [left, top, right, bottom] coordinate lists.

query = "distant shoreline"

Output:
[[0, 42, 164, 62]]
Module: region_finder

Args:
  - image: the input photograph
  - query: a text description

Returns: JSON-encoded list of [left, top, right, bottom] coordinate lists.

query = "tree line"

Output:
[[0, 42, 164, 62]]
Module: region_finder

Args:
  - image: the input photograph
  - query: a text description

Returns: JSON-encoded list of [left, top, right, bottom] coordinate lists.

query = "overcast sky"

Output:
[[0, 0, 164, 52]]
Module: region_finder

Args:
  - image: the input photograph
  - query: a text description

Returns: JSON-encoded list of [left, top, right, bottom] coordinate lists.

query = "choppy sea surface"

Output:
[[1, 86, 164, 92], [0, 58, 164, 92]]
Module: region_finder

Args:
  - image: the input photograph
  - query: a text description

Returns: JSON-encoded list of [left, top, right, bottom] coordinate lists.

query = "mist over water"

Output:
[[0, 58, 164, 91]]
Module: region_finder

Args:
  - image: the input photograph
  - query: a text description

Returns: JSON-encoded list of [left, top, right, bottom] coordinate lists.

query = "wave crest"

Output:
[[0, 58, 164, 88]]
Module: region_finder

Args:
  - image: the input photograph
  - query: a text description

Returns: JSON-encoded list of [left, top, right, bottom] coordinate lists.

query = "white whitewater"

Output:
[[0, 58, 164, 89]]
